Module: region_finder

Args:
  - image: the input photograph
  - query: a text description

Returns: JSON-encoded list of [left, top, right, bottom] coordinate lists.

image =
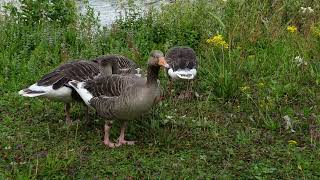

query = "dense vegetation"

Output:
[[1, 0, 320, 178]]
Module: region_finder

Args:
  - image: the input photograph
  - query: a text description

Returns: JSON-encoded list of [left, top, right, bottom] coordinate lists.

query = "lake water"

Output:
[[0, 0, 171, 26]]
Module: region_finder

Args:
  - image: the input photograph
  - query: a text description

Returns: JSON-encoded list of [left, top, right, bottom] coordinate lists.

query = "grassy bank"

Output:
[[1, 0, 320, 178]]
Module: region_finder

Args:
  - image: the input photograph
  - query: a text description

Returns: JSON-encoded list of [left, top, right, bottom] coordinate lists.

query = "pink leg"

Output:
[[103, 121, 116, 148], [65, 103, 72, 125], [116, 122, 135, 147]]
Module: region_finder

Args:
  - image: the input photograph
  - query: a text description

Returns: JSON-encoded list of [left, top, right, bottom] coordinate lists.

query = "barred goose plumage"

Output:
[[18, 55, 139, 124], [165, 47, 197, 99], [68, 50, 169, 148], [92, 55, 141, 77]]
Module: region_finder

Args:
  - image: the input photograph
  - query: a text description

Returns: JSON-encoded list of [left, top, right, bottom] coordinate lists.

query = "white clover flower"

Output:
[[294, 56, 307, 66], [307, 7, 314, 13]]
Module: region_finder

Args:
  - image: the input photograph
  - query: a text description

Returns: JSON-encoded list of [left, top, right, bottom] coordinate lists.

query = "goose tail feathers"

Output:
[[68, 80, 93, 106], [18, 83, 49, 97], [18, 88, 46, 97], [168, 68, 197, 80]]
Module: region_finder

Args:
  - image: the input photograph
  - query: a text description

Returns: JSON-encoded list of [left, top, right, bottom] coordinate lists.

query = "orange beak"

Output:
[[158, 57, 170, 68]]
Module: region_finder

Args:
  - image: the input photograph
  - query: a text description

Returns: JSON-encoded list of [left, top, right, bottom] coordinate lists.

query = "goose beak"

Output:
[[158, 57, 170, 68]]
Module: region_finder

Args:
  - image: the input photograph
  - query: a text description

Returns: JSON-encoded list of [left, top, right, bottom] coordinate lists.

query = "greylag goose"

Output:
[[68, 50, 169, 148], [18, 55, 139, 124], [165, 47, 197, 99]]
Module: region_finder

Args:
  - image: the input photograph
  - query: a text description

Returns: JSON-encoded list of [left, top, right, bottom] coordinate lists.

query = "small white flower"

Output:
[[4, 146, 11, 150], [307, 7, 314, 13], [283, 115, 296, 133], [294, 56, 303, 62], [294, 56, 307, 67], [200, 155, 207, 161], [300, 6, 314, 14], [166, 115, 173, 119]]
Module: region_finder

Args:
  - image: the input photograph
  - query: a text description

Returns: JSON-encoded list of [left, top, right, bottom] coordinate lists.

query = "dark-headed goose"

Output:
[[165, 47, 197, 99]]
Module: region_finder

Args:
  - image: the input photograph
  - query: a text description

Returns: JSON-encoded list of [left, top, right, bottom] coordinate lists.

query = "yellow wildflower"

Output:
[[257, 82, 265, 88], [207, 34, 229, 49], [288, 140, 298, 145], [287, 25, 297, 33]]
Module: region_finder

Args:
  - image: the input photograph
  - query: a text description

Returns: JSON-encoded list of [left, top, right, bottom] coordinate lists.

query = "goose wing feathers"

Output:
[[89, 95, 118, 118], [165, 47, 197, 71], [38, 60, 100, 89], [83, 74, 145, 97], [92, 55, 139, 75]]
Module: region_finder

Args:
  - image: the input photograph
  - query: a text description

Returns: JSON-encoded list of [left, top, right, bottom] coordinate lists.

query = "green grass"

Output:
[[1, 0, 320, 178]]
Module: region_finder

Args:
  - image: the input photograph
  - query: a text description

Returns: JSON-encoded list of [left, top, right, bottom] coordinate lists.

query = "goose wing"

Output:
[[92, 55, 140, 75], [89, 95, 118, 118], [83, 74, 145, 97], [37, 60, 100, 89]]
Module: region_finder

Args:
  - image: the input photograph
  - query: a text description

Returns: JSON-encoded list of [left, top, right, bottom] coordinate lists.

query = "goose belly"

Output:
[[116, 88, 158, 120], [44, 87, 73, 103]]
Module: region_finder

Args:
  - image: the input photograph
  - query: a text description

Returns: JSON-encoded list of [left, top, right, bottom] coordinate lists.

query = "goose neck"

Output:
[[146, 65, 160, 86]]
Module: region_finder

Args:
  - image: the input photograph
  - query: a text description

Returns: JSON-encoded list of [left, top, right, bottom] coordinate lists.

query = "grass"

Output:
[[1, 0, 320, 178]]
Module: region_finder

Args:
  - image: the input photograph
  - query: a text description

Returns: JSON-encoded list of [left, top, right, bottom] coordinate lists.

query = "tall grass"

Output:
[[108, 0, 320, 119]]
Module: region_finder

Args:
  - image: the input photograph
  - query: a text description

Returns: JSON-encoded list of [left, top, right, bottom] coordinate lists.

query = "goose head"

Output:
[[148, 50, 170, 68], [92, 56, 119, 75]]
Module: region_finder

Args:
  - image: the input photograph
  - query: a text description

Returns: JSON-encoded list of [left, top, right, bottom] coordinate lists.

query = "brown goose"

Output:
[[68, 50, 169, 148], [18, 55, 139, 124], [165, 47, 197, 99]]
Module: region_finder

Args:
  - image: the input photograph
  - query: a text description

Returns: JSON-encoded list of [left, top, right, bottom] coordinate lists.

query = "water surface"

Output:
[[0, 0, 170, 26]]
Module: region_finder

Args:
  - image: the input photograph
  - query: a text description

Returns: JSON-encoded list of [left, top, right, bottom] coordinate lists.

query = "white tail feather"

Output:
[[68, 80, 93, 106], [18, 89, 46, 97], [18, 83, 73, 102], [168, 68, 197, 80], [176, 73, 195, 80]]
